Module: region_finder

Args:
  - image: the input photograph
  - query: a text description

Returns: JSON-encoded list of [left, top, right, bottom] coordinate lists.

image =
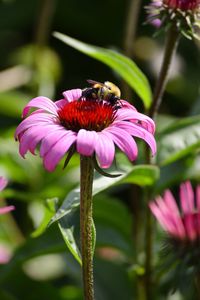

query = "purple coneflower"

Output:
[[146, 0, 200, 39], [150, 181, 200, 242], [0, 177, 14, 215], [15, 88, 156, 172], [150, 182, 200, 294], [15, 86, 157, 300]]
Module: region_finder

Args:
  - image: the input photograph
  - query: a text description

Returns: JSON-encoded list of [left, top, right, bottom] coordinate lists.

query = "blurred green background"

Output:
[[0, 0, 200, 299]]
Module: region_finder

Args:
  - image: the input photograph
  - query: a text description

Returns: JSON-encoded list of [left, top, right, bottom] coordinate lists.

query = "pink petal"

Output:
[[116, 109, 156, 134], [0, 177, 8, 191], [22, 97, 58, 117], [149, 201, 180, 237], [183, 214, 197, 241], [196, 185, 200, 210], [105, 127, 138, 161], [0, 205, 15, 214], [180, 181, 194, 214], [62, 89, 82, 102], [40, 128, 72, 157], [43, 132, 77, 171], [163, 191, 186, 238], [163, 190, 180, 215], [55, 99, 67, 109], [154, 196, 185, 238], [15, 112, 55, 139], [120, 100, 137, 111], [76, 130, 97, 156], [196, 212, 200, 236], [95, 132, 115, 168], [115, 121, 156, 155], [19, 124, 63, 157]]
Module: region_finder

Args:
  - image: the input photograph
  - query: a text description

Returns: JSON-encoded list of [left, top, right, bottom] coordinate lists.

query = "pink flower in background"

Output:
[[15, 88, 156, 172], [146, 0, 200, 38], [163, 0, 200, 11], [0, 177, 15, 215], [150, 181, 200, 242]]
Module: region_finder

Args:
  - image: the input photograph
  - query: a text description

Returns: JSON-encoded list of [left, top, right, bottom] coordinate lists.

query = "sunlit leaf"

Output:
[[157, 115, 200, 166], [50, 164, 159, 224], [49, 164, 159, 264], [58, 209, 82, 265], [53, 32, 152, 109]]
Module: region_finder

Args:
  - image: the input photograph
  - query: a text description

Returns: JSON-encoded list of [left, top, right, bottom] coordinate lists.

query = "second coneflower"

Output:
[[146, 0, 200, 39], [150, 181, 200, 295]]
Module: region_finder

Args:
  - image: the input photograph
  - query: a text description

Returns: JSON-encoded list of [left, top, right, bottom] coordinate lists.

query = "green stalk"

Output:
[[149, 24, 180, 119], [144, 188, 154, 300], [80, 156, 95, 300], [145, 24, 180, 300], [122, 0, 142, 99]]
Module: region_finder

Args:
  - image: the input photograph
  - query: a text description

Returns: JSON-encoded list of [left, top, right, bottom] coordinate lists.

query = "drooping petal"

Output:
[[149, 200, 181, 237], [15, 112, 55, 139], [163, 190, 180, 215], [154, 197, 185, 238], [116, 108, 156, 134], [196, 185, 200, 210], [43, 132, 77, 171], [40, 128, 71, 157], [94, 132, 115, 168], [76, 129, 97, 156], [113, 121, 156, 156], [0, 177, 8, 192], [63, 89, 82, 102], [105, 127, 138, 161], [180, 181, 195, 213], [19, 124, 63, 157], [22, 97, 58, 118], [182, 214, 197, 241], [163, 191, 186, 238]]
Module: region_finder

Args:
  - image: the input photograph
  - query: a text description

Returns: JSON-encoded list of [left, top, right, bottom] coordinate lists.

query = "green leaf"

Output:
[[53, 32, 152, 109], [58, 210, 96, 265], [157, 115, 200, 166], [94, 196, 132, 256], [49, 164, 159, 264], [58, 209, 82, 265], [50, 164, 159, 225]]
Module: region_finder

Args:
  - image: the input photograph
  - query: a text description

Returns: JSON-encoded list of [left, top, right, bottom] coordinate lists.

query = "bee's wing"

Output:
[[87, 79, 105, 87]]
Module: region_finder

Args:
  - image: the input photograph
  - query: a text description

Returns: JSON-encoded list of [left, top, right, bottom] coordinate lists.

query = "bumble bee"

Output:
[[81, 79, 121, 107]]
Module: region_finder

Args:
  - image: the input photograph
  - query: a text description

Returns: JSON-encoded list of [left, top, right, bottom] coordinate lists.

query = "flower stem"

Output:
[[34, 0, 56, 47], [144, 188, 154, 300], [123, 0, 142, 57], [80, 156, 95, 300], [122, 0, 142, 99], [149, 24, 180, 119], [145, 24, 180, 300]]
